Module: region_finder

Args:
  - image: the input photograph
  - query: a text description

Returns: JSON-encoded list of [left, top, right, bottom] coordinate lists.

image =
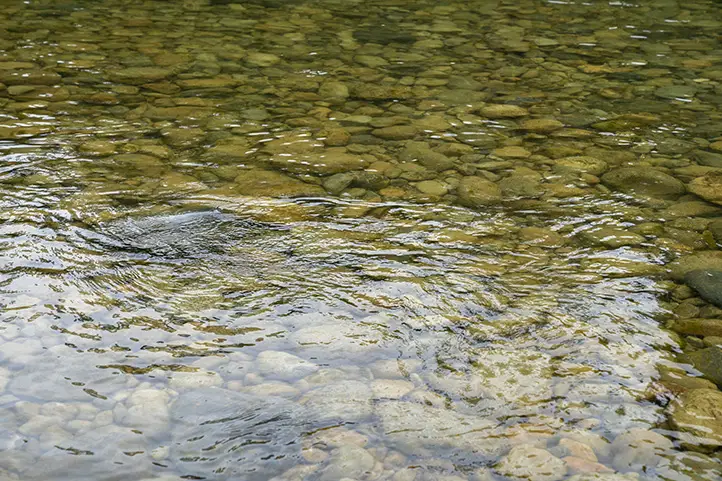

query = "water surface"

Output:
[[1, 0, 722, 480]]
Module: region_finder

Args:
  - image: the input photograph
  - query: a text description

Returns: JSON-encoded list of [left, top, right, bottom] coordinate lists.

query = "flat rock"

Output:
[[609, 428, 673, 471], [672, 318, 722, 338], [684, 269, 722, 308], [553, 156, 608, 176], [682, 347, 722, 388], [481, 104, 529, 118], [492, 146, 532, 159], [255, 350, 318, 381], [495, 444, 567, 481], [234, 169, 325, 197], [602, 167, 685, 199], [108, 67, 173, 84], [668, 251, 722, 281], [266, 150, 372, 175], [520, 118, 564, 133], [300, 381, 373, 423], [372, 125, 417, 140], [668, 388, 722, 450], [457, 176, 502, 207], [376, 400, 503, 461], [689, 172, 722, 205]]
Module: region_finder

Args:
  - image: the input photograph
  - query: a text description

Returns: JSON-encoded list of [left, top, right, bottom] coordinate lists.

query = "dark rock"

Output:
[[685, 270, 722, 308]]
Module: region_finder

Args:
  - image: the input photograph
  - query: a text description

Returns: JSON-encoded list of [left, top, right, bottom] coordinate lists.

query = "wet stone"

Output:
[[108, 67, 173, 85], [684, 270, 722, 308], [456, 176, 502, 207], [602, 167, 686, 199], [668, 388, 722, 450], [520, 118, 565, 133], [495, 445, 567, 481], [682, 347, 722, 388], [553, 156, 608, 176], [689, 172, 722, 205], [492, 146, 532, 159], [480, 104, 530, 119], [372, 126, 417, 140]]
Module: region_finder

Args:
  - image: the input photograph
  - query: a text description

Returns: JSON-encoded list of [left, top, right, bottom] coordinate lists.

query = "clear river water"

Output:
[[1, 1, 722, 480]]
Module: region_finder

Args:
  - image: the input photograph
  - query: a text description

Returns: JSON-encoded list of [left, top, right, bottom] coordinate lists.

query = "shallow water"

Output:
[[1, 0, 722, 480]]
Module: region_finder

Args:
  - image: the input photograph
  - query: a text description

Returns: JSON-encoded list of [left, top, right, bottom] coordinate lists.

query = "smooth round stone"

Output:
[[255, 350, 319, 381], [520, 119, 564, 133], [456, 176, 502, 207], [655, 85, 697, 100], [609, 428, 673, 471], [684, 270, 722, 308], [300, 381, 373, 423], [168, 371, 222, 389], [416, 180, 448, 196], [602, 167, 686, 199], [492, 146, 532, 159], [318, 446, 375, 481], [555, 439, 597, 462], [553, 156, 608, 176], [318, 81, 349, 99], [481, 104, 529, 118], [668, 388, 722, 450], [689, 172, 722, 205], [495, 445, 567, 481]]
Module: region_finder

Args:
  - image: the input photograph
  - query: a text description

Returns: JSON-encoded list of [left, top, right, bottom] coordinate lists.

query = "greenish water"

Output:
[[1, 0, 722, 480]]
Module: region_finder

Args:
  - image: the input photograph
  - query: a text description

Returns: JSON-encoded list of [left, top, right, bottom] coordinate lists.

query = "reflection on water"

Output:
[[0, 0, 722, 480]]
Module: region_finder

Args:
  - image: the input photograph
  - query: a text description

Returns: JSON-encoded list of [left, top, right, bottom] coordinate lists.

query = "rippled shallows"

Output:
[[1, 0, 722, 480]]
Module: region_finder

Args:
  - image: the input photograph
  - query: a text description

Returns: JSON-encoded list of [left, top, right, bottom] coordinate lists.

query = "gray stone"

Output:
[[601, 167, 685, 199], [685, 270, 722, 308], [669, 251, 722, 281]]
